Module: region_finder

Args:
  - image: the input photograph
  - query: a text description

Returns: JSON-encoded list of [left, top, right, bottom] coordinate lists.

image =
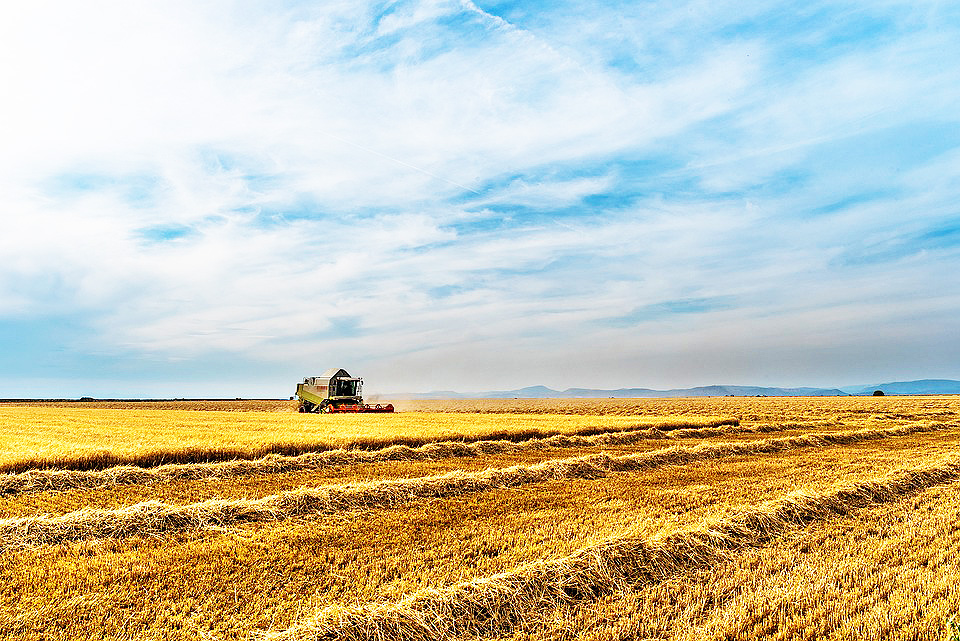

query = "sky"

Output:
[[1, 0, 959, 398]]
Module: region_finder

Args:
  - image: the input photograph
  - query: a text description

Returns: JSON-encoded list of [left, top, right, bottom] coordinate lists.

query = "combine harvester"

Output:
[[296, 368, 394, 413]]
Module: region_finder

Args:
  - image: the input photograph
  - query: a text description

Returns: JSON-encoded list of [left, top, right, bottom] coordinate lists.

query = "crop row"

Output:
[[1, 421, 950, 548], [266, 456, 960, 641], [0, 412, 739, 474], [0, 420, 808, 497]]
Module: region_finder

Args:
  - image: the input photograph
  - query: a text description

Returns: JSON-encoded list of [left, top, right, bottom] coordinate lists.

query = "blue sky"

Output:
[[1, 0, 958, 397]]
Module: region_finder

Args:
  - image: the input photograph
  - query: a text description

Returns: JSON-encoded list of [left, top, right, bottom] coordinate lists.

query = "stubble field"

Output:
[[1, 396, 959, 640]]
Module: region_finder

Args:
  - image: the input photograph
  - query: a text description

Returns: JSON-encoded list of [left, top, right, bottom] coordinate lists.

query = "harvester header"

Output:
[[296, 368, 394, 413]]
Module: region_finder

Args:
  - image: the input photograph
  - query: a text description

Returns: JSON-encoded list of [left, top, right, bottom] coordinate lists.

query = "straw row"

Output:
[[1, 416, 742, 475], [0, 419, 788, 497], [262, 457, 960, 641], [0, 421, 950, 548]]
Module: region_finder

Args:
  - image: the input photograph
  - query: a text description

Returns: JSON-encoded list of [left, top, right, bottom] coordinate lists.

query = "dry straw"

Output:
[[1, 416, 741, 474], [0, 418, 782, 497], [0, 421, 950, 548], [262, 457, 960, 641]]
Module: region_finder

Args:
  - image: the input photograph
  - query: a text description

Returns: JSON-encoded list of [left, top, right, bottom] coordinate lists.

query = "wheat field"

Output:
[[2, 396, 959, 640]]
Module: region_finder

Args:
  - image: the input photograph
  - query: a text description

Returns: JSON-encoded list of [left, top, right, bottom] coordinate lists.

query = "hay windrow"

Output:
[[263, 458, 960, 641], [0, 421, 952, 548], [0, 416, 740, 475], [0, 419, 803, 497]]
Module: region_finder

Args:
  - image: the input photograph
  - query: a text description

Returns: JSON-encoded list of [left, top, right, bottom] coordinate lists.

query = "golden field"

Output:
[[0, 404, 732, 473], [1, 396, 959, 640]]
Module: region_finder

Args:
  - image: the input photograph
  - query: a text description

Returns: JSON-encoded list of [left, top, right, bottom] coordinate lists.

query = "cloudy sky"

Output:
[[1, 0, 958, 397]]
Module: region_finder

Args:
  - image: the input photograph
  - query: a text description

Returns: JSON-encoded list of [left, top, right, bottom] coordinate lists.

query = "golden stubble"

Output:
[[0, 405, 733, 472], [0, 396, 959, 640]]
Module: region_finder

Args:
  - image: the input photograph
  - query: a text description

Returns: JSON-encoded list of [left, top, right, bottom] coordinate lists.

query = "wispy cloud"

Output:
[[0, 0, 958, 396]]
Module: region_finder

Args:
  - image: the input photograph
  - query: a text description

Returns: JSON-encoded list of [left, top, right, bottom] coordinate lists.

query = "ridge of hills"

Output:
[[384, 379, 960, 400]]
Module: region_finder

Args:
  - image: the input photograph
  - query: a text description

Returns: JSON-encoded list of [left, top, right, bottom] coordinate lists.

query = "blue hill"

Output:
[[840, 379, 960, 395], [386, 379, 960, 399]]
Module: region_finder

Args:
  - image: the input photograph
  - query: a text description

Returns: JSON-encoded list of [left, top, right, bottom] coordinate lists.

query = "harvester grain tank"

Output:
[[296, 368, 394, 413]]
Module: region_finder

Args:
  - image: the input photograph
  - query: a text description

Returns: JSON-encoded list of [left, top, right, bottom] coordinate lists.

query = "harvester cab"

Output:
[[296, 368, 394, 413]]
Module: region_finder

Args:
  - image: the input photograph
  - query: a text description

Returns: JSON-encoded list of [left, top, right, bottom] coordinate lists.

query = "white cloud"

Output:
[[0, 0, 958, 393]]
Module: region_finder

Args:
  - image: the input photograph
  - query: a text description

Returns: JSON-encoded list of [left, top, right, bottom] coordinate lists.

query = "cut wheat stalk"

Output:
[[0, 418, 804, 497], [261, 456, 960, 641], [0, 422, 951, 549], [0, 421, 951, 548], [0, 416, 742, 475]]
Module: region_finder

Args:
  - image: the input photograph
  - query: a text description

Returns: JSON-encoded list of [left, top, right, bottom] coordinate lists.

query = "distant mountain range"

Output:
[[838, 379, 960, 396], [383, 379, 960, 400]]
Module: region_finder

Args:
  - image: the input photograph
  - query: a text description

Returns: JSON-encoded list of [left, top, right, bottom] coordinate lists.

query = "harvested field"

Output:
[[390, 395, 960, 420], [2, 396, 960, 640], [1, 399, 298, 412], [501, 479, 960, 641], [0, 406, 732, 473], [1, 421, 949, 546], [270, 459, 960, 641], [0, 420, 826, 500]]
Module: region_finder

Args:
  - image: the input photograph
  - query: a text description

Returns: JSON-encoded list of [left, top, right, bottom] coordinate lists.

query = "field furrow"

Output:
[[504, 483, 960, 641], [265, 457, 960, 641], [0, 421, 824, 498], [0, 422, 951, 547], [4, 430, 960, 639], [3, 397, 960, 640], [0, 406, 736, 473]]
